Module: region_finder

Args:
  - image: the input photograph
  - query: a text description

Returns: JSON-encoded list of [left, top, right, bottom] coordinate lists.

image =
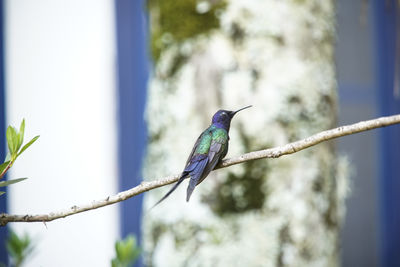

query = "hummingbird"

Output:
[[152, 105, 252, 207]]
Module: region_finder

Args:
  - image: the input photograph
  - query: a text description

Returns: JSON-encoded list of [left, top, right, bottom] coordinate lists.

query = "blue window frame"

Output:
[[115, 1, 148, 266], [374, 0, 400, 266], [0, 0, 8, 263]]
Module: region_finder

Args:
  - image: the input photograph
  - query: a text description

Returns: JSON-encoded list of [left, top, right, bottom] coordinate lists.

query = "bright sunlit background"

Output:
[[4, 0, 119, 266], [0, 0, 399, 267]]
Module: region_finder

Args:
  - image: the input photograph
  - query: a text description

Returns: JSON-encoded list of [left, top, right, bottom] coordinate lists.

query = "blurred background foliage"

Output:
[[3, 231, 35, 267]]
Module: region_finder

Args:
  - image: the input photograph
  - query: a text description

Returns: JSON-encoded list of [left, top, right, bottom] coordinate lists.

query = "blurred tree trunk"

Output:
[[143, 0, 349, 266]]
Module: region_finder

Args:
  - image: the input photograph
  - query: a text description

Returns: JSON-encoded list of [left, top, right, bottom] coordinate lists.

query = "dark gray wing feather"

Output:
[[196, 141, 223, 185], [186, 155, 209, 201], [186, 139, 226, 201]]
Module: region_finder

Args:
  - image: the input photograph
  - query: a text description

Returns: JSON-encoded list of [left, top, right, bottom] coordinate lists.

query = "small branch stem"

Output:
[[0, 161, 13, 180], [0, 114, 399, 226]]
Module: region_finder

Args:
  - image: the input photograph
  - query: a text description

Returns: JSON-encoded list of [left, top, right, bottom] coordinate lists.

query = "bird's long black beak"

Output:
[[231, 105, 252, 117]]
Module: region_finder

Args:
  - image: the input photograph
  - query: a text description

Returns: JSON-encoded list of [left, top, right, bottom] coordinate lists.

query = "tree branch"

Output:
[[1, 114, 399, 226]]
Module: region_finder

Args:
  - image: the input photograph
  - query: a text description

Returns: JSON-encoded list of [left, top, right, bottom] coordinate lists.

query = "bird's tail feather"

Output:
[[150, 173, 188, 209]]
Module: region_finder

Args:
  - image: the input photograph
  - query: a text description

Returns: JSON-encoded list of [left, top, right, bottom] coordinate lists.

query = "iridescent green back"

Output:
[[195, 125, 228, 157]]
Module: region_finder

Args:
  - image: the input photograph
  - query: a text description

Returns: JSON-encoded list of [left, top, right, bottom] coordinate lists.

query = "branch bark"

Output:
[[1, 114, 399, 226]]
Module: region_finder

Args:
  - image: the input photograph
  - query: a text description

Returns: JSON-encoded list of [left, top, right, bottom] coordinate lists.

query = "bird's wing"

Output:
[[186, 129, 228, 201], [198, 141, 223, 184], [186, 154, 209, 202], [196, 133, 227, 186], [185, 130, 213, 201], [152, 130, 213, 207]]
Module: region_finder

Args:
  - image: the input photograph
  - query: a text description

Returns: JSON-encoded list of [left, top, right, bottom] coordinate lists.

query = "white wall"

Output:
[[4, 1, 120, 266]]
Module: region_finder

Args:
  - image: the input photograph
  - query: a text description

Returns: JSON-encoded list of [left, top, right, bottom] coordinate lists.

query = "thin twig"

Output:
[[0, 161, 13, 179], [0, 114, 399, 226]]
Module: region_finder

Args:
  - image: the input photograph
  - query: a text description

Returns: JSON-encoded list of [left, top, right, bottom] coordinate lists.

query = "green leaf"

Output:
[[6, 126, 18, 155], [17, 119, 25, 152], [17, 136, 40, 157], [0, 161, 10, 177], [0, 178, 27, 187]]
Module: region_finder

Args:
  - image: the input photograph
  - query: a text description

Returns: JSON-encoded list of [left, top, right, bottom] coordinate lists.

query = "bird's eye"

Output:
[[221, 112, 227, 117]]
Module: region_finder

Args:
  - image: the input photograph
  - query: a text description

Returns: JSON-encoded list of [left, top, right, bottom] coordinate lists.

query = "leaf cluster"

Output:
[[0, 119, 39, 195], [111, 234, 141, 267]]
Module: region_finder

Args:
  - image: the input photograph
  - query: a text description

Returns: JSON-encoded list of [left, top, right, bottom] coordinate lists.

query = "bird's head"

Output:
[[211, 105, 252, 130]]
